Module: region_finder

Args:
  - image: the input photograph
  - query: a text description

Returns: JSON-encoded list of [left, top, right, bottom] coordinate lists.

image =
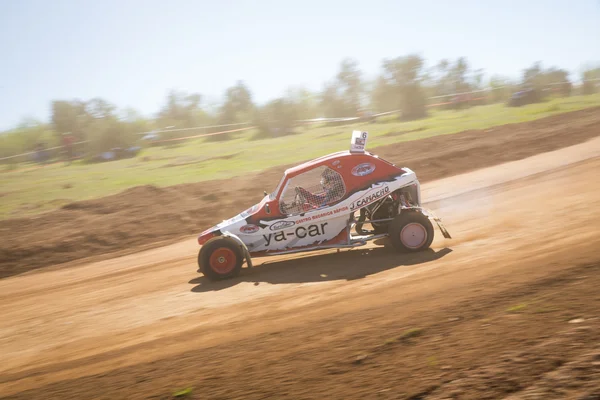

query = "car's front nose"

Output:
[[197, 199, 266, 246], [197, 228, 219, 245]]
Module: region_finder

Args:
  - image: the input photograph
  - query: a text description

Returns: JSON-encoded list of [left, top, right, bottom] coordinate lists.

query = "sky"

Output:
[[0, 0, 599, 131]]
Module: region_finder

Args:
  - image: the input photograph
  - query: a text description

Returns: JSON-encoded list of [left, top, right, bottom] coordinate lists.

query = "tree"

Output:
[[522, 62, 544, 89], [51, 100, 89, 140], [380, 54, 428, 120], [582, 66, 600, 95], [86, 98, 116, 119], [448, 57, 470, 93], [431, 59, 451, 97], [120, 107, 151, 138], [370, 76, 396, 113], [471, 68, 485, 91], [49, 97, 148, 159], [545, 67, 571, 97], [318, 59, 365, 118], [488, 75, 513, 103], [253, 97, 299, 139], [120, 107, 143, 123], [81, 99, 140, 156], [253, 86, 319, 139], [521, 62, 572, 98], [0, 118, 54, 160], [336, 58, 363, 116], [283, 86, 319, 121], [219, 81, 254, 125], [429, 58, 474, 95], [428, 57, 481, 109], [157, 90, 206, 128], [320, 81, 346, 118]]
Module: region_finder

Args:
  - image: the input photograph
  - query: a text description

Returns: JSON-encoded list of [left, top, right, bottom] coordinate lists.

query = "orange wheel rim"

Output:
[[209, 247, 237, 274]]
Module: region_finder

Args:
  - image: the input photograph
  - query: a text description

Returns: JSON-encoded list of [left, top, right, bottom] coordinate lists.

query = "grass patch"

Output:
[[383, 337, 397, 345], [384, 327, 425, 345], [427, 355, 438, 367], [400, 327, 424, 340], [172, 387, 193, 398], [506, 303, 527, 313], [2, 94, 599, 219]]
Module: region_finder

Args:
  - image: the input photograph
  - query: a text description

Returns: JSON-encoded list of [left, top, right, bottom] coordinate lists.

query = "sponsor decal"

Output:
[[351, 130, 369, 152], [295, 206, 349, 224], [351, 162, 376, 177], [269, 220, 295, 231], [263, 223, 329, 246], [355, 132, 367, 146], [350, 185, 390, 211], [296, 216, 312, 224], [239, 224, 260, 234], [240, 204, 259, 217]]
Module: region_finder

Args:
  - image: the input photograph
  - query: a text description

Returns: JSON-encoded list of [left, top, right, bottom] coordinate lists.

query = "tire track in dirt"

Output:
[[1, 144, 599, 398]]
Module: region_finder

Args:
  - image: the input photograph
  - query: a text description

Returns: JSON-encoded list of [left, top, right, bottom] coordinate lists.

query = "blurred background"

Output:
[[1, 0, 599, 218]]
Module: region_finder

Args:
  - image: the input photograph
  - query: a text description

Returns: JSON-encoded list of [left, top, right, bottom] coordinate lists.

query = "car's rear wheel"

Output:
[[389, 211, 434, 252], [198, 238, 243, 281]]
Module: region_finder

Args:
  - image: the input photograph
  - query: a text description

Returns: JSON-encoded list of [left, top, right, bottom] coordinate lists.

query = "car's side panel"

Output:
[[212, 171, 419, 255], [247, 213, 350, 253], [249, 228, 350, 257]]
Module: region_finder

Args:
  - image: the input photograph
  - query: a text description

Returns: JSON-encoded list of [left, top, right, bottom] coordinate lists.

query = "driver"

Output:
[[296, 169, 344, 209], [319, 168, 344, 205]]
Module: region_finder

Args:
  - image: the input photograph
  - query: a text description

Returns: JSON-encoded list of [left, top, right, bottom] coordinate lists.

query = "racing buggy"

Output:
[[197, 131, 451, 281]]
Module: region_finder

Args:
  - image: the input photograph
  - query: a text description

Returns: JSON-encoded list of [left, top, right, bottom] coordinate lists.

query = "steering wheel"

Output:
[[293, 187, 315, 212], [294, 186, 307, 205]]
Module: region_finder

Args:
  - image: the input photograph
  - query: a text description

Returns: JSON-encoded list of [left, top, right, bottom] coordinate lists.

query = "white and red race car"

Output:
[[197, 131, 451, 281]]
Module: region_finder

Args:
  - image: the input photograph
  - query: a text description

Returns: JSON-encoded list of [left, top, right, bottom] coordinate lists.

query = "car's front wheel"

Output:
[[198, 238, 244, 281], [389, 211, 434, 252]]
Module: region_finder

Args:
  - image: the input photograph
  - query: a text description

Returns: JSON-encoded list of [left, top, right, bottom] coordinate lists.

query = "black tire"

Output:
[[198, 238, 244, 281], [389, 211, 434, 252], [371, 221, 390, 234]]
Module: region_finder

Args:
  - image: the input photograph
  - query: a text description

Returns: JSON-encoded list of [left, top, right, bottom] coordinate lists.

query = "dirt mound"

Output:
[[2, 106, 599, 279]]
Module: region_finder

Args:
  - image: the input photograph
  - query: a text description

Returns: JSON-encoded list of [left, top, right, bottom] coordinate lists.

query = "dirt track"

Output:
[[2, 106, 600, 279], [1, 133, 600, 399]]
